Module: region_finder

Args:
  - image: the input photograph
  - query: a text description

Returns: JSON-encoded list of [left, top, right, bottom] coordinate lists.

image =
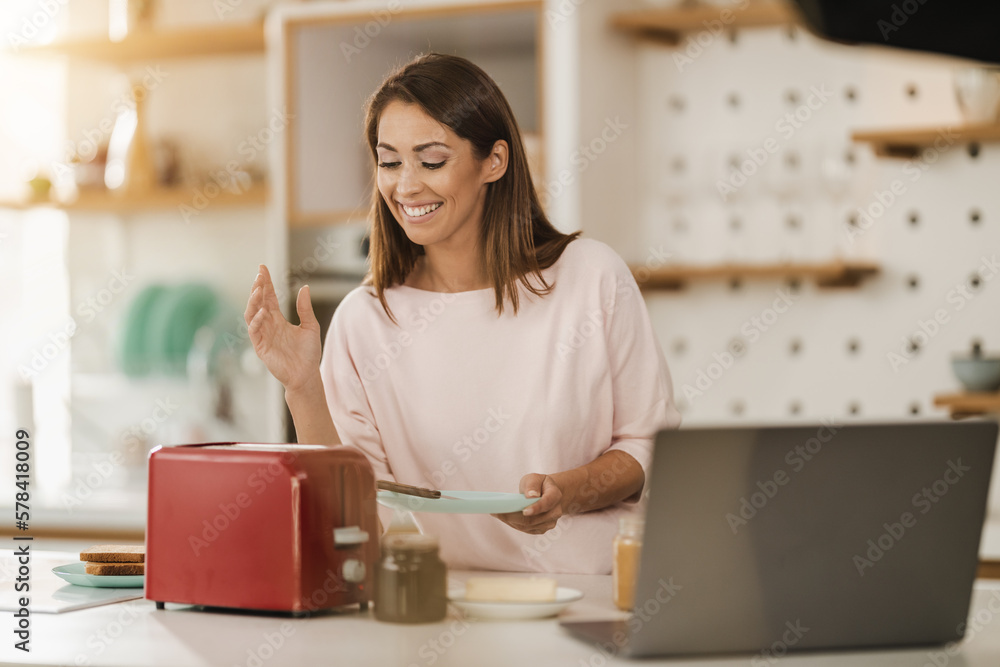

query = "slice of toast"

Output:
[[79, 545, 145, 563], [85, 561, 145, 576]]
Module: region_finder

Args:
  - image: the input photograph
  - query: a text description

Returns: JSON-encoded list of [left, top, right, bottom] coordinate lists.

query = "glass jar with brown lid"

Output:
[[375, 533, 447, 623]]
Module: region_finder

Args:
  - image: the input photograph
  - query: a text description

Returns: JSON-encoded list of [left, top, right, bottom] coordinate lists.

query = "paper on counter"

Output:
[[0, 550, 143, 613]]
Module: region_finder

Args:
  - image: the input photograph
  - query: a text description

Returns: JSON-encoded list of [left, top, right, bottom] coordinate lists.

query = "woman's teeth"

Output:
[[402, 202, 442, 217]]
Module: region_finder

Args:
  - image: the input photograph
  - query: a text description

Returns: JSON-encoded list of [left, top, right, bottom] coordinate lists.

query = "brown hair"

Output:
[[363, 52, 580, 321]]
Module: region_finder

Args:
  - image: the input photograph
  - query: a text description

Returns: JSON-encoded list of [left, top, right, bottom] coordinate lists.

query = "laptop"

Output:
[[561, 421, 999, 658]]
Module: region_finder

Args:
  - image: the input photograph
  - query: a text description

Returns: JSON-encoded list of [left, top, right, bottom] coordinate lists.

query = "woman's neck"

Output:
[[408, 244, 489, 293]]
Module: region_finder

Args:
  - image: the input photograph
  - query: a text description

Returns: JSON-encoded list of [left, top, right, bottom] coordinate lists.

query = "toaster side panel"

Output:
[[146, 448, 297, 610], [296, 449, 378, 612]]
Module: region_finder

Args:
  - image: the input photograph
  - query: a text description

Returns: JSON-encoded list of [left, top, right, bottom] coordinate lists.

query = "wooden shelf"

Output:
[[0, 183, 268, 213], [979, 560, 1000, 580], [610, 2, 796, 43], [18, 22, 265, 62], [290, 208, 369, 229], [933, 392, 1000, 419], [631, 259, 880, 290], [852, 123, 1000, 158]]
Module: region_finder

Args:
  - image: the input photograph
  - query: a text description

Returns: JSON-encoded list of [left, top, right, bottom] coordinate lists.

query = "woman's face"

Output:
[[375, 100, 506, 251]]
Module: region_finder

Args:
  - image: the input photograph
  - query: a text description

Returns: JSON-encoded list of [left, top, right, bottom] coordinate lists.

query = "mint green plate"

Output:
[[377, 490, 541, 514], [147, 283, 218, 374], [52, 562, 144, 588], [120, 284, 167, 376]]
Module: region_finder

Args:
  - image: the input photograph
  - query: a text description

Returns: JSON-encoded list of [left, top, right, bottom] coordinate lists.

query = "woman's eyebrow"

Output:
[[413, 141, 450, 152], [376, 141, 451, 152]]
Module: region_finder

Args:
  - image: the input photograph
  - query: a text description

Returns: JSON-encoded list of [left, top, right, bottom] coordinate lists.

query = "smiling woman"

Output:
[[363, 54, 574, 315], [244, 53, 680, 574]]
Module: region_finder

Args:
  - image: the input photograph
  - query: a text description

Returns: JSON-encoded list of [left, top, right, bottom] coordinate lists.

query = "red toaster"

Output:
[[146, 443, 378, 614]]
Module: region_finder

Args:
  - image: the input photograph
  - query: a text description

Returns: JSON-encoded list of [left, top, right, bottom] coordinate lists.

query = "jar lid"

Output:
[[382, 533, 439, 552], [619, 516, 645, 533]]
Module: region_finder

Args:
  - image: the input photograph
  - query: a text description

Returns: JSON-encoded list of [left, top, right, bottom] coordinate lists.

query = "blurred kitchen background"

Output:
[[2, 0, 1000, 556]]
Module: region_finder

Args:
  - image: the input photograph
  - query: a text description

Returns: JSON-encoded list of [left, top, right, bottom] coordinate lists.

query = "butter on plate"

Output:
[[464, 577, 557, 602]]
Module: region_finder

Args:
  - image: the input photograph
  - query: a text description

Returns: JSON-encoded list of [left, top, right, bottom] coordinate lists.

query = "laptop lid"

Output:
[[624, 421, 998, 657]]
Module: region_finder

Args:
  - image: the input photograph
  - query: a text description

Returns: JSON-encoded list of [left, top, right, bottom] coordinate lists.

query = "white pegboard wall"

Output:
[[625, 23, 999, 429]]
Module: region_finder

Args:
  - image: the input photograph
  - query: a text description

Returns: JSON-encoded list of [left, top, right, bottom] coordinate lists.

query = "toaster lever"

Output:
[[334, 525, 370, 548]]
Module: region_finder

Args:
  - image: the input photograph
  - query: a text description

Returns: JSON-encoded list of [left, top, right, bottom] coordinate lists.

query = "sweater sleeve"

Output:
[[601, 253, 682, 495], [319, 292, 397, 527]]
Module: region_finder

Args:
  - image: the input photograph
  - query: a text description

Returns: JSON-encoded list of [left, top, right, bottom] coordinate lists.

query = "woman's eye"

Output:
[[377, 160, 443, 169]]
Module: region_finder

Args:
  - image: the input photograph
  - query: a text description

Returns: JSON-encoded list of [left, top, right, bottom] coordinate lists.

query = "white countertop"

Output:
[[5, 551, 1000, 667], [7, 504, 1000, 559]]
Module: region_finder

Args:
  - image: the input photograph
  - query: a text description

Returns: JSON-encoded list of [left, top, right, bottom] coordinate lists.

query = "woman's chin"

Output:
[[398, 223, 438, 247]]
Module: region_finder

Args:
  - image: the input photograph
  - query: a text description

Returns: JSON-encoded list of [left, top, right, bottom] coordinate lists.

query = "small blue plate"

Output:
[[52, 562, 144, 588], [377, 490, 541, 514]]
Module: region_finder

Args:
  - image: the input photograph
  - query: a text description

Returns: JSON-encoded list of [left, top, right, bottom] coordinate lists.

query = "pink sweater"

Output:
[[319, 238, 680, 574]]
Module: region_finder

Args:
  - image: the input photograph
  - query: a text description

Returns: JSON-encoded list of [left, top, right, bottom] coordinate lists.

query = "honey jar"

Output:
[[612, 516, 644, 611]]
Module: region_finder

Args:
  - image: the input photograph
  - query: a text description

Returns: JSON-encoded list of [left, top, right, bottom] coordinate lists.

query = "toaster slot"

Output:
[[337, 463, 362, 534]]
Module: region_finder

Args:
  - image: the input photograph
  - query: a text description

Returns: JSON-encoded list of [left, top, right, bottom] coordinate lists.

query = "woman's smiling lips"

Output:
[[398, 200, 443, 223]]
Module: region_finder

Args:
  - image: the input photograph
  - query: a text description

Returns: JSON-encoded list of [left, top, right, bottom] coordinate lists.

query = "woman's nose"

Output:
[[395, 163, 422, 196]]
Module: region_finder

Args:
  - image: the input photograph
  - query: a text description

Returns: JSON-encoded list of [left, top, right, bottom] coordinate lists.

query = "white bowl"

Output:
[[953, 67, 1000, 124]]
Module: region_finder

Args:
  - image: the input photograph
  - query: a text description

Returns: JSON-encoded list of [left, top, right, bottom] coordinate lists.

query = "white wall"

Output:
[[568, 15, 1000, 519]]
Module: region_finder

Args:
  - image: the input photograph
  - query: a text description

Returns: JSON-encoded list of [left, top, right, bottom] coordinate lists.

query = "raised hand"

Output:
[[244, 264, 322, 392]]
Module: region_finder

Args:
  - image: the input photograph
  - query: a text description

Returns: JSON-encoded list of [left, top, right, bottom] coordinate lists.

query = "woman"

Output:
[[245, 53, 679, 574]]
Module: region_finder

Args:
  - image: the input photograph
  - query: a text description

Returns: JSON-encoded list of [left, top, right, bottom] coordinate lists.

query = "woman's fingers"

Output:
[[247, 293, 285, 347], [259, 264, 282, 313], [493, 508, 561, 535], [244, 285, 262, 326], [519, 474, 561, 517], [296, 285, 319, 331], [245, 268, 262, 325], [245, 265, 272, 322], [523, 502, 562, 526], [491, 473, 567, 534], [247, 299, 272, 346], [243, 265, 324, 391], [525, 484, 560, 517], [493, 489, 563, 534], [245, 264, 290, 332], [519, 473, 545, 498]]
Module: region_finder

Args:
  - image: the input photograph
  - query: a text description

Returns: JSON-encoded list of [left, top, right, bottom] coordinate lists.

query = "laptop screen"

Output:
[[625, 421, 997, 657]]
